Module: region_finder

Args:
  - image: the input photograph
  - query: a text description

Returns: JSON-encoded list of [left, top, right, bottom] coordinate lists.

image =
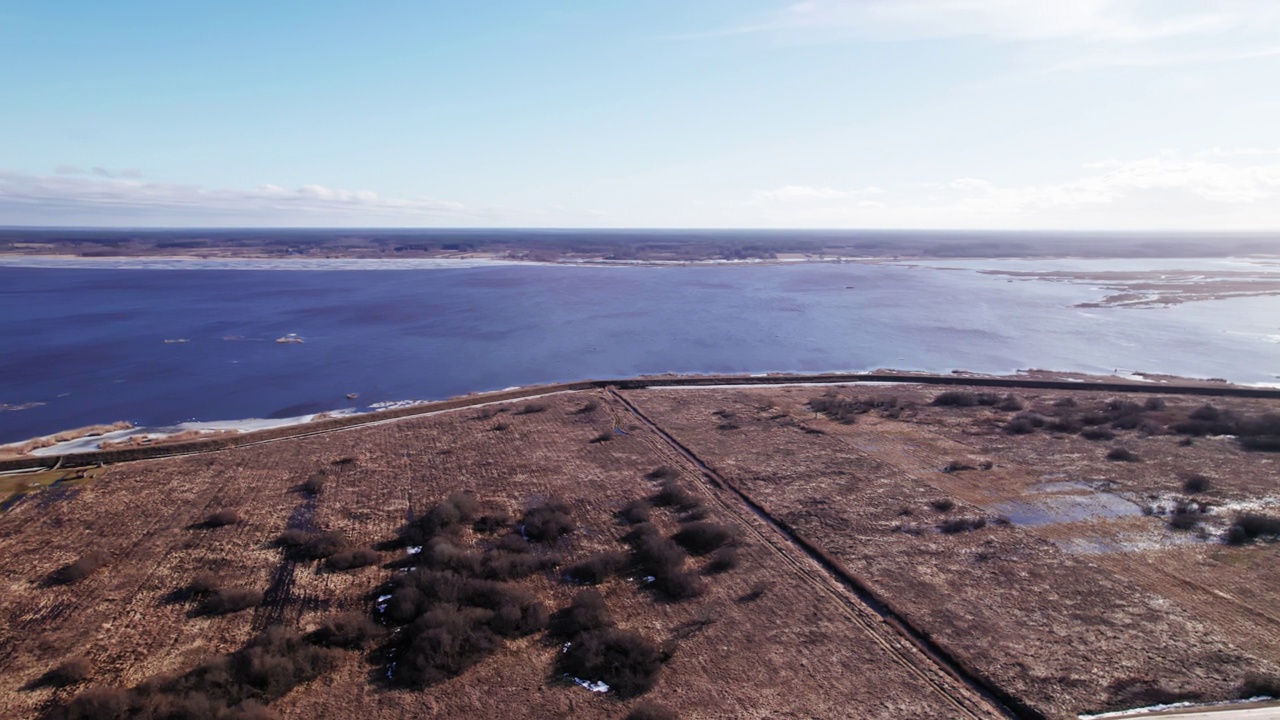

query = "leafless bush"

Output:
[[325, 547, 380, 571], [1225, 513, 1280, 545], [739, 580, 771, 603], [558, 627, 668, 698], [618, 499, 652, 524], [939, 517, 986, 534], [32, 657, 92, 688], [994, 394, 1023, 411], [574, 400, 600, 414], [197, 587, 263, 615], [671, 522, 737, 556], [277, 530, 348, 560], [704, 545, 739, 574], [472, 509, 511, 533], [942, 460, 975, 473], [520, 498, 575, 543], [308, 612, 384, 649], [514, 402, 547, 415], [646, 466, 679, 481], [49, 551, 109, 585], [623, 523, 704, 601], [1080, 427, 1115, 441], [931, 499, 955, 512], [1183, 475, 1211, 493], [1048, 416, 1083, 433], [300, 473, 325, 496], [403, 491, 480, 544], [932, 390, 980, 407], [590, 430, 614, 443], [200, 509, 242, 528], [564, 551, 628, 585], [1106, 447, 1141, 462], [1238, 673, 1280, 698], [549, 589, 614, 639], [652, 480, 698, 511]]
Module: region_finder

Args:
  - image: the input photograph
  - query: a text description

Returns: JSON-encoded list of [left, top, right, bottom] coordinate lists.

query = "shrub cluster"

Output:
[[377, 569, 549, 687], [1183, 475, 1212, 493], [32, 657, 92, 688], [622, 523, 704, 600], [590, 430, 615, 443], [1003, 412, 1046, 435], [808, 392, 905, 423], [47, 627, 338, 720], [704, 546, 739, 574], [49, 551, 110, 586], [374, 493, 561, 688], [552, 590, 669, 698], [575, 400, 600, 414], [513, 402, 547, 415]]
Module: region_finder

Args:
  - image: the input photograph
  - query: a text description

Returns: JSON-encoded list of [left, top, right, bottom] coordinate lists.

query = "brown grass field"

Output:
[[0, 383, 1278, 719]]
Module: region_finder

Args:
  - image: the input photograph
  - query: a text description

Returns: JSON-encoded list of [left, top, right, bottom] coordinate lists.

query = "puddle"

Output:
[[990, 492, 1142, 526]]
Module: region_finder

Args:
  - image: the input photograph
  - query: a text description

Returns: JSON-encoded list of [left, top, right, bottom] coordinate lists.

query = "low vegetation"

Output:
[[552, 590, 670, 698], [49, 551, 109, 585], [197, 587, 263, 616], [1225, 513, 1280, 545]]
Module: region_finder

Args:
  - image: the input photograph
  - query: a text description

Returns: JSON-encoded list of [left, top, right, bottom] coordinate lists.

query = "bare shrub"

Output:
[[184, 571, 221, 599], [932, 391, 979, 407], [704, 545, 739, 574], [198, 587, 263, 615], [993, 394, 1023, 411], [1238, 673, 1280, 698], [520, 498, 575, 543], [942, 460, 975, 473], [201, 509, 242, 528], [671, 522, 737, 556], [627, 701, 679, 720], [1144, 397, 1167, 411], [300, 473, 325, 496], [564, 551, 627, 585], [1048, 417, 1083, 433], [930, 499, 955, 513], [590, 430, 614, 443], [403, 491, 480, 544], [490, 422, 511, 432], [574, 400, 600, 414], [472, 509, 511, 533], [549, 589, 614, 639], [940, 517, 987, 534], [1225, 513, 1280, 545], [1106, 447, 1141, 462], [623, 523, 703, 601], [1080, 427, 1115, 441], [739, 581, 771, 603], [325, 548, 380, 571], [308, 612, 383, 649], [618, 499, 651, 524], [1053, 397, 1077, 408], [277, 530, 348, 560], [558, 627, 668, 698], [513, 402, 547, 415], [645, 466, 679, 481], [1183, 475, 1211, 493], [652, 480, 697, 511], [49, 551, 109, 585], [36, 657, 92, 688], [1004, 412, 1045, 435]]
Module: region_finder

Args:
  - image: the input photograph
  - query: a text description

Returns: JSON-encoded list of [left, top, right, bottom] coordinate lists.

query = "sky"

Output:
[[2, 0, 1279, 230]]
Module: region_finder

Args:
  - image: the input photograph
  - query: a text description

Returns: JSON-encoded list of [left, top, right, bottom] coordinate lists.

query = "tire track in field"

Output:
[[604, 387, 1021, 720]]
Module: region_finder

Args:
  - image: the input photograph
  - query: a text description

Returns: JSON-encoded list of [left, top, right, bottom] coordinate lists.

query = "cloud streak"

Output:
[[748, 149, 1280, 229], [0, 170, 479, 226]]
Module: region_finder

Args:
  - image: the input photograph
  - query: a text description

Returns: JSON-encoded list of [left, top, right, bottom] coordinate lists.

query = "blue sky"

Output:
[[2, 0, 1279, 229]]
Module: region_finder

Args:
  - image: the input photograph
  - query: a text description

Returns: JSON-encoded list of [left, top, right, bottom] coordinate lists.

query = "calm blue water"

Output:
[[1, 260, 1278, 443]]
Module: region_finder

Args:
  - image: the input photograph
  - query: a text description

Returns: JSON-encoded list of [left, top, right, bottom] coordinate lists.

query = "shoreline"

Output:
[[3, 369, 1278, 467]]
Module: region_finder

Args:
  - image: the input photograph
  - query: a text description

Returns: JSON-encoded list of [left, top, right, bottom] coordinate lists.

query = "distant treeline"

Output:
[[4, 228, 1280, 260]]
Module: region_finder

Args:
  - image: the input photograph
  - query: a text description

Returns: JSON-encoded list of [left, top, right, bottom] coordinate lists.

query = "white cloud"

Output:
[[745, 150, 1280, 229], [697, 0, 1272, 44], [0, 170, 480, 226]]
